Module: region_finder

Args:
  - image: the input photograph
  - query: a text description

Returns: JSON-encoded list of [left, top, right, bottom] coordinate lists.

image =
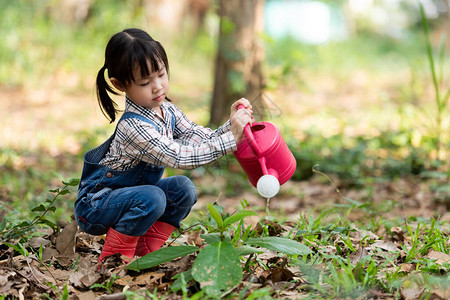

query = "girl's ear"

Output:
[[110, 78, 125, 92]]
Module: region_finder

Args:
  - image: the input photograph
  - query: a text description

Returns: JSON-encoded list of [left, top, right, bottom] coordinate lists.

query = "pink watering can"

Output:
[[234, 105, 296, 198]]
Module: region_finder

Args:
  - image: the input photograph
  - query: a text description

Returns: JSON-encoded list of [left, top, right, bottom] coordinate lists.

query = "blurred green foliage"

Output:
[[289, 129, 441, 184], [0, 0, 150, 87]]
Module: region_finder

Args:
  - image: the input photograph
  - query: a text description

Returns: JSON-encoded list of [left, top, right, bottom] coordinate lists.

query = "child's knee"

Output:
[[176, 175, 197, 205], [140, 186, 167, 216]]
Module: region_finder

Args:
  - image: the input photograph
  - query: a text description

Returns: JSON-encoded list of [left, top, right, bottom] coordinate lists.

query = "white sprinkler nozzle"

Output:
[[257, 175, 280, 198]]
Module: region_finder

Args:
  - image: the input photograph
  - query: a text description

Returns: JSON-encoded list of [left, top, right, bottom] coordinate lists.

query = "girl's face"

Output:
[[114, 61, 169, 112]]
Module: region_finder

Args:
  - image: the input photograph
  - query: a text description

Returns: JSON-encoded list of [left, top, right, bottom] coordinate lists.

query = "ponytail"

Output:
[[96, 66, 119, 123]]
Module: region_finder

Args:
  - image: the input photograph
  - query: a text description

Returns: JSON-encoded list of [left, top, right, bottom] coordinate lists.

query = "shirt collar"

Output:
[[125, 96, 168, 120]]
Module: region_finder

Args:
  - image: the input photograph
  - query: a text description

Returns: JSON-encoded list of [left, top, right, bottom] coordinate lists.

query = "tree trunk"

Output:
[[209, 0, 265, 126]]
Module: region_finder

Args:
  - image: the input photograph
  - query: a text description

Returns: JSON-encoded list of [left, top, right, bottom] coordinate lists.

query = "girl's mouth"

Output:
[[154, 94, 165, 102]]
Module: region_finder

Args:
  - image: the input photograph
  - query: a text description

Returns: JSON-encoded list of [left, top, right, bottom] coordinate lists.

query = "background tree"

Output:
[[209, 0, 265, 126]]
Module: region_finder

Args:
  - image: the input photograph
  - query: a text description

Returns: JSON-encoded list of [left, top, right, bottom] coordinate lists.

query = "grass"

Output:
[[299, 214, 450, 298]]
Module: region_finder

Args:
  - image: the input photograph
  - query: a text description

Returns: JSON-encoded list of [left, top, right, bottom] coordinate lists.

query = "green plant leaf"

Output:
[[31, 205, 46, 212], [420, 171, 447, 180], [63, 177, 80, 186], [38, 219, 57, 229], [223, 210, 258, 228], [62, 283, 69, 299], [0, 220, 6, 232], [244, 237, 312, 255], [207, 203, 223, 231], [171, 270, 194, 293], [18, 221, 31, 227], [236, 245, 264, 256], [192, 241, 242, 296], [127, 245, 198, 271], [201, 232, 231, 245], [90, 283, 106, 290], [201, 233, 221, 244]]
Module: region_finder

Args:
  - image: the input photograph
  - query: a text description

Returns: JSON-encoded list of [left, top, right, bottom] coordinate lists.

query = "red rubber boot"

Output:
[[135, 221, 175, 257], [99, 227, 139, 263]]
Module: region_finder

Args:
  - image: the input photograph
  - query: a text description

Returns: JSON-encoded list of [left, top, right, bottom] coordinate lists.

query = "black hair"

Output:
[[96, 28, 170, 123]]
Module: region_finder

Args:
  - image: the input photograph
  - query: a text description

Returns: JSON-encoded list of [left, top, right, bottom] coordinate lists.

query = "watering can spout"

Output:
[[267, 168, 278, 178], [257, 174, 280, 198]]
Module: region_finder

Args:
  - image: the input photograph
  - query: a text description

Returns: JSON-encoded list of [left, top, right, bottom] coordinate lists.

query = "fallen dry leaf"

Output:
[[268, 266, 296, 282], [428, 287, 450, 300], [69, 258, 99, 289], [139, 271, 165, 286], [124, 272, 164, 287], [426, 250, 450, 266], [186, 230, 203, 247], [399, 263, 413, 273], [373, 240, 398, 252], [391, 226, 405, 242], [400, 287, 424, 300], [80, 272, 102, 288], [42, 247, 59, 261], [255, 219, 283, 236], [28, 237, 51, 249], [0, 269, 16, 295], [55, 221, 78, 257], [349, 247, 369, 265], [351, 227, 379, 241], [74, 290, 96, 300]]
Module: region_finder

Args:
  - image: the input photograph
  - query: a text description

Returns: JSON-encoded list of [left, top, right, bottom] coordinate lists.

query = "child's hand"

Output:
[[230, 98, 253, 143], [230, 98, 253, 120]]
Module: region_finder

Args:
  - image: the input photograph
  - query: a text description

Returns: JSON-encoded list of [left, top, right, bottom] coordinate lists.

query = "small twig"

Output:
[[0, 266, 29, 279], [0, 265, 48, 290], [312, 165, 343, 201], [30, 256, 58, 285], [167, 221, 204, 247], [25, 257, 43, 285]]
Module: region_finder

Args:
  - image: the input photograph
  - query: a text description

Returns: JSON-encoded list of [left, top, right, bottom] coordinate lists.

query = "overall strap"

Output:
[[120, 110, 175, 132], [168, 108, 176, 132], [120, 111, 158, 129]]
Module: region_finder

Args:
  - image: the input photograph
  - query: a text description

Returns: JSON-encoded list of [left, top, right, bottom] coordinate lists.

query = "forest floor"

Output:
[[1, 173, 448, 299]]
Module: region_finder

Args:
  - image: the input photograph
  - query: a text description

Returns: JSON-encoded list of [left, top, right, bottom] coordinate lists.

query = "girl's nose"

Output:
[[153, 81, 162, 93]]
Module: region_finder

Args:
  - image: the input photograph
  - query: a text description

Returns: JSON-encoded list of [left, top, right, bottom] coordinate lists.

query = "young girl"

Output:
[[74, 28, 253, 265]]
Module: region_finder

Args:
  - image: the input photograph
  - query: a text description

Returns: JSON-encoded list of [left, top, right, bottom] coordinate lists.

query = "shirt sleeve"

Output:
[[171, 105, 232, 146], [118, 117, 237, 170]]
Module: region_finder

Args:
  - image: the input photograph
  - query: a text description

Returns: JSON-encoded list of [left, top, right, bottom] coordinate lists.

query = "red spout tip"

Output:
[[267, 168, 279, 179]]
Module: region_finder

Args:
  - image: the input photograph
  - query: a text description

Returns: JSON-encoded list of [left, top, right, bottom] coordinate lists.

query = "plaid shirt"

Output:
[[99, 98, 236, 170]]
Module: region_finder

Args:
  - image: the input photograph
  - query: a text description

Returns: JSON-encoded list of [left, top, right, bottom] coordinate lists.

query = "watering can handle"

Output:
[[238, 104, 263, 156]]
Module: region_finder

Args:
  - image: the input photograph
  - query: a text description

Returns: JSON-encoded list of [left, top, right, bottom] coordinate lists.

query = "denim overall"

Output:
[[74, 111, 197, 237]]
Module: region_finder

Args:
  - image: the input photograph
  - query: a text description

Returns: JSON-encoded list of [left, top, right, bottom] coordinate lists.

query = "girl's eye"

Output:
[[140, 82, 150, 86], [159, 71, 165, 77]]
